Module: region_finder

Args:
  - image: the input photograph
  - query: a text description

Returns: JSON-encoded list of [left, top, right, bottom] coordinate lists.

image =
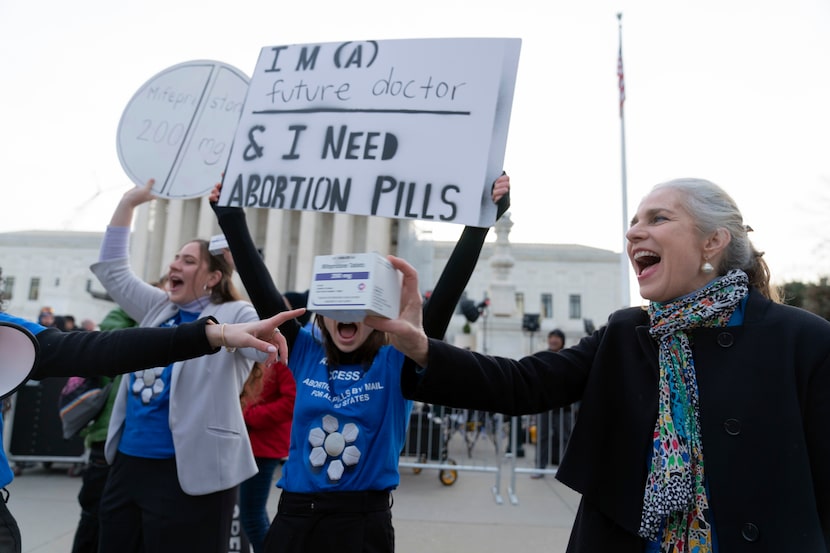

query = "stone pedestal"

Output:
[[453, 332, 477, 351], [488, 282, 517, 318], [474, 314, 526, 357], [488, 213, 516, 317]]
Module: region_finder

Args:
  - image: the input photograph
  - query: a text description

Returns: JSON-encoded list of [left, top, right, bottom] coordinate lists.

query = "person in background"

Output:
[[0, 308, 294, 553], [54, 315, 78, 331], [531, 328, 566, 479], [80, 319, 97, 331], [69, 305, 137, 553], [239, 360, 296, 553], [368, 178, 830, 552], [211, 172, 510, 553], [547, 329, 565, 351], [90, 178, 297, 553], [37, 307, 54, 328]]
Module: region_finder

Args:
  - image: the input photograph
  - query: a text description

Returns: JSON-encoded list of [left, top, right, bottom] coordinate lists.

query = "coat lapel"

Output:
[[635, 321, 659, 378]]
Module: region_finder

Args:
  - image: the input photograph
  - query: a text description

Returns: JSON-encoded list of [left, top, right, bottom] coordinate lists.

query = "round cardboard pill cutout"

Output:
[[117, 60, 249, 199]]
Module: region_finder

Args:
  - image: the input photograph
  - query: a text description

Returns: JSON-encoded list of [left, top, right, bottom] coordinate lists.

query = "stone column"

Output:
[[295, 211, 318, 288], [332, 213, 354, 253]]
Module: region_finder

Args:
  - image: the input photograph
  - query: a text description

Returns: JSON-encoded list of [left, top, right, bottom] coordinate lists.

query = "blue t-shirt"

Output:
[[0, 312, 46, 488], [278, 328, 413, 493], [118, 310, 199, 459]]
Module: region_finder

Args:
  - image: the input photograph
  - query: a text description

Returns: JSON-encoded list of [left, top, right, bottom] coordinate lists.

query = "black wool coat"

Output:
[[401, 289, 830, 552]]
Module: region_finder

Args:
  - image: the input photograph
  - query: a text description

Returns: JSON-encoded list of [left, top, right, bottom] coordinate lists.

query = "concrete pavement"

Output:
[[9, 434, 580, 552]]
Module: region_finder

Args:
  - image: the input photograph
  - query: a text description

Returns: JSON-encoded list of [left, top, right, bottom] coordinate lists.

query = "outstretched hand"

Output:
[[364, 256, 430, 367], [206, 308, 306, 365]]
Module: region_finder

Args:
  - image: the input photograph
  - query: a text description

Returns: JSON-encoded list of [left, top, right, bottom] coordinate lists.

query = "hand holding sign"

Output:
[[116, 60, 250, 199]]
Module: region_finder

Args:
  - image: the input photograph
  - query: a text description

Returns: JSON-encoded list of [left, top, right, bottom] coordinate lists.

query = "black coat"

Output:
[[401, 289, 830, 552]]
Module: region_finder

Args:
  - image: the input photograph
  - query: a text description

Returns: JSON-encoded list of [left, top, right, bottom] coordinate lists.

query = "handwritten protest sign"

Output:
[[218, 38, 521, 227], [117, 60, 249, 198]]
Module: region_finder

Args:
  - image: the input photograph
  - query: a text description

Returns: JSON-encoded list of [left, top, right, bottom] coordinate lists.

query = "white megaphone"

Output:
[[0, 322, 39, 399]]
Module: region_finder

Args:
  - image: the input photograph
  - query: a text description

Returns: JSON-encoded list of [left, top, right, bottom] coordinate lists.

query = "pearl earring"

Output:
[[701, 261, 714, 274]]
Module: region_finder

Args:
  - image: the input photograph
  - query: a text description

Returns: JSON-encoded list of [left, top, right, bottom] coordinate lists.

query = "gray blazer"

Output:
[[91, 257, 263, 495]]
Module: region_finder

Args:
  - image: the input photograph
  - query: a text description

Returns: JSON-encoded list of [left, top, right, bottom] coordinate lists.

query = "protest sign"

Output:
[[116, 60, 249, 198], [218, 38, 520, 227]]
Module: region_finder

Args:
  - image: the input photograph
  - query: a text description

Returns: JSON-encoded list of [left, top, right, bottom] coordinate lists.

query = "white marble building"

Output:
[[421, 214, 623, 356], [0, 231, 115, 325]]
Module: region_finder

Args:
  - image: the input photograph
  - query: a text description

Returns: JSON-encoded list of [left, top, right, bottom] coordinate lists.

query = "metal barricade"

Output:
[[399, 403, 578, 505], [504, 406, 578, 504], [399, 403, 509, 503]]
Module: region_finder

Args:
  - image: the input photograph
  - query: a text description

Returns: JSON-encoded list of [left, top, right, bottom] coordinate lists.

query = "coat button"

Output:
[[717, 332, 734, 347], [741, 522, 760, 542], [724, 418, 742, 435]]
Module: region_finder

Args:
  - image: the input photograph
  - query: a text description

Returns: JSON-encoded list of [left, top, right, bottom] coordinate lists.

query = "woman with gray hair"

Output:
[[368, 178, 830, 552]]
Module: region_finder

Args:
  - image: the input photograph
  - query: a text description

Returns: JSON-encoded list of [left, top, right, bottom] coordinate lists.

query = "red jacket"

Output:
[[243, 362, 295, 459]]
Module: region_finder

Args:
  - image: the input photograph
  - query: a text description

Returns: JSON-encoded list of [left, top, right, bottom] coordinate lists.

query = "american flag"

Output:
[[617, 43, 625, 118]]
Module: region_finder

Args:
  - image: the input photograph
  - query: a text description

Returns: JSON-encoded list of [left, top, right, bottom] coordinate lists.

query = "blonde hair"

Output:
[[240, 362, 266, 410]]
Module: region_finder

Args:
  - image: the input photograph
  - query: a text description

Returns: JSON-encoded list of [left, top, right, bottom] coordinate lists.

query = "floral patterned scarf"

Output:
[[639, 269, 749, 552]]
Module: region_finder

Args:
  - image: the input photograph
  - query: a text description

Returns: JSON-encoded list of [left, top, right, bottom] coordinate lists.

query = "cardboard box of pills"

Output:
[[307, 253, 401, 323], [208, 234, 229, 255]]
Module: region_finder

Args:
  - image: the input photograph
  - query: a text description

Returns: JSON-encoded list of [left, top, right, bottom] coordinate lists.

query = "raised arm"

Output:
[[422, 173, 510, 339], [93, 178, 168, 319], [210, 184, 300, 346]]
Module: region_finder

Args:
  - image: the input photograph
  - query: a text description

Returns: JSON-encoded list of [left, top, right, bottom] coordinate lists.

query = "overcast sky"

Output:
[[2, 0, 828, 300]]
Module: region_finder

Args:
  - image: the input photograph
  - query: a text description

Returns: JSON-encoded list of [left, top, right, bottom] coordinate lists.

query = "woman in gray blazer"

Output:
[[91, 179, 271, 553]]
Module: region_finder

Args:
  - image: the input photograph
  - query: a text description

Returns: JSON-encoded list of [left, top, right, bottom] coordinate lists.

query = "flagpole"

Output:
[[617, 12, 631, 307]]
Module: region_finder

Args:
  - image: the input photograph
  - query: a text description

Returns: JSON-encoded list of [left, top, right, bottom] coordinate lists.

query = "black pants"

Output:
[[264, 490, 394, 553], [71, 442, 109, 553], [0, 489, 21, 553], [98, 453, 236, 553], [240, 457, 281, 553]]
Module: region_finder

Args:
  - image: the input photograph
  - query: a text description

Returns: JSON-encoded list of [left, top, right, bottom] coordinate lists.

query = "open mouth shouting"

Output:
[[337, 322, 358, 341], [167, 274, 184, 294], [324, 318, 373, 353], [632, 250, 660, 279]]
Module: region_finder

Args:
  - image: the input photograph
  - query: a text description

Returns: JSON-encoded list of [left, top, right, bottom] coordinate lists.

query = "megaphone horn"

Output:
[[0, 322, 39, 399]]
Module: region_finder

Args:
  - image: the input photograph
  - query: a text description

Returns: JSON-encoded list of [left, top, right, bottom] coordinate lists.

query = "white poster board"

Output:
[[117, 60, 250, 198], [218, 38, 521, 227]]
